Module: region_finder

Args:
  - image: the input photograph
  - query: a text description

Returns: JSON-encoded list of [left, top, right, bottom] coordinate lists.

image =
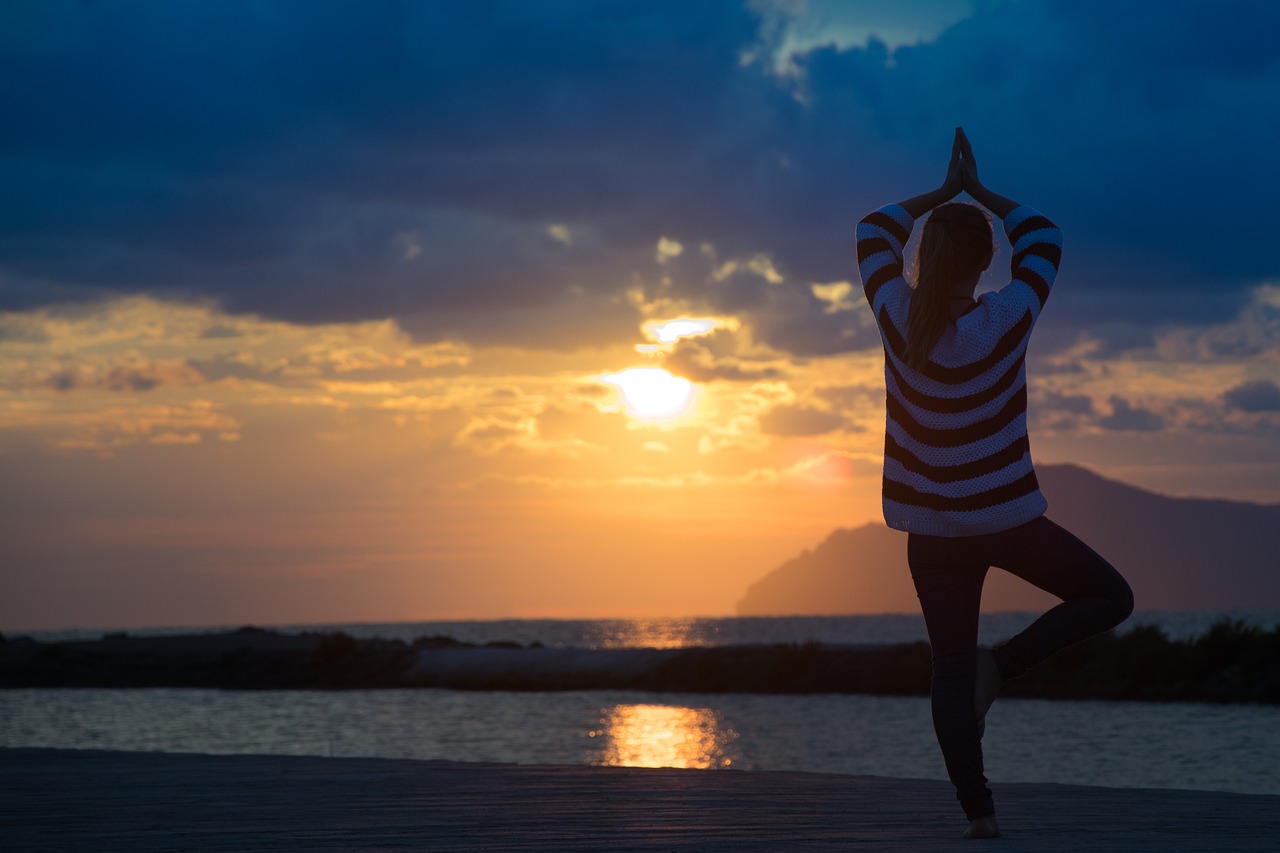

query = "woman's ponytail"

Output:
[[906, 223, 957, 372], [905, 204, 994, 373]]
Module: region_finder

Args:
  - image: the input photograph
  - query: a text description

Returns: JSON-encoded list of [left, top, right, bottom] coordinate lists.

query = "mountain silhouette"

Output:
[[736, 464, 1280, 615]]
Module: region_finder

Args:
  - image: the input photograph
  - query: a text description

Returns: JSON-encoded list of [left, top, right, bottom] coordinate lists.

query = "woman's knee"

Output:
[[1112, 576, 1135, 624], [1101, 571, 1135, 628]]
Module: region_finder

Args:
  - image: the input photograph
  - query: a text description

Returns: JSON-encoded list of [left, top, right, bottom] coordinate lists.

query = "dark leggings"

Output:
[[907, 515, 1134, 820]]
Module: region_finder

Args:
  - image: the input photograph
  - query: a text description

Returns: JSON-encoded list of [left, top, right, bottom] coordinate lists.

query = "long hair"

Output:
[[905, 203, 994, 372]]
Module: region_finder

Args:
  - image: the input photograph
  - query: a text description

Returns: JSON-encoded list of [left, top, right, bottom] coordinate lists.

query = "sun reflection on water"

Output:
[[591, 618, 708, 649], [591, 704, 737, 769]]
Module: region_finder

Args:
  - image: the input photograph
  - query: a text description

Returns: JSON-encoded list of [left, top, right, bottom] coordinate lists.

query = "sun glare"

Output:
[[636, 317, 731, 353], [650, 318, 717, 343], [603, 367, 695, 421]]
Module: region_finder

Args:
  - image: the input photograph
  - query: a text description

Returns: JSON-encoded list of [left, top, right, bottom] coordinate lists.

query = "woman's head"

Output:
[[905, 203, 994, 371], [919, 203, 995, 278]]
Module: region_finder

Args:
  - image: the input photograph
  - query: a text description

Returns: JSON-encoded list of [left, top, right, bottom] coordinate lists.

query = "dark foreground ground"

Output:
[[2, 748, 1277, 852]]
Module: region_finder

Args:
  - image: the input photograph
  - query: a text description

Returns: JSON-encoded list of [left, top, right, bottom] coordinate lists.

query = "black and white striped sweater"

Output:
[[856, 203, 1063, 537]]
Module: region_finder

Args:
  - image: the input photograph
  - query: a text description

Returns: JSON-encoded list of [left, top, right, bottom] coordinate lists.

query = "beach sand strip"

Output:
[[2, 747, 1276, 851]]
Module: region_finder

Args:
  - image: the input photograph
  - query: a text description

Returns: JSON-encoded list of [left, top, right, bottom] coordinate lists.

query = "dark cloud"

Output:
[[814, 384, 882, 411], [667, 255, 880, 356], [0, 1, 777, 328], [3, 1, 1279, 349], [1223, 379, 1280, 413], [48, 370, 77, 392], [663, 341, 782, 383], [2, 357, 204, 394], [758, 403, 846, 436], [1030, 387, 1096, 431], [103, 367, 163, 393], [1098, 396, 1165, 431], [1036, 390, 1096, 416]]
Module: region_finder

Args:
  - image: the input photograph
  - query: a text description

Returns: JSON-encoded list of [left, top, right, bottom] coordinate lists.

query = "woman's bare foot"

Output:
[[963, 815, 1001, 839], [973, 647, 1001, 726]]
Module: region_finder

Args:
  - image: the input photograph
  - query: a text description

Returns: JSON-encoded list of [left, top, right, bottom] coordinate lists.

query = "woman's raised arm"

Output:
[[894, 128, 965, 218], [956, 128, 1018, 219]]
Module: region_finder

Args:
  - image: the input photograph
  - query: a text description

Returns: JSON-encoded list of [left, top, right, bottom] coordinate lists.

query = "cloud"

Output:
[[2, 358, 206, 395], [1098, 396, 1166, 432], [656, 237, 685, 264], [1029, 387, 1097, 432], [756, 0, 973, 64], [0, 296, 472, 399], [757, 402, 845, 436], [663, 340, 783, 383], [1155, 284, 1280, 361], [0, 1, 780, 343], [26, 401, 242, 454], [810, 281, 856, 314], [655, 241, 879, 356], [3, 1, 1278, 355], [1223, 379, 1280, 413]]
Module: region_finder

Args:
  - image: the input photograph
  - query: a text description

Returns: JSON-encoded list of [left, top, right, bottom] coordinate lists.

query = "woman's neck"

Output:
[[949, 293, 976, 320], [951, 273, 980, 300]]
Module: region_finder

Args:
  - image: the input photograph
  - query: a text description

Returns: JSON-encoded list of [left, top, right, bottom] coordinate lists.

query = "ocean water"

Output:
[[2, 687, 1276, 796], [6, 611, 1278, 797]]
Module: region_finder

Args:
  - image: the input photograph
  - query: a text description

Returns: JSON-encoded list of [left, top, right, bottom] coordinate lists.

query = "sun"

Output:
[[603, 367, 695, 421]]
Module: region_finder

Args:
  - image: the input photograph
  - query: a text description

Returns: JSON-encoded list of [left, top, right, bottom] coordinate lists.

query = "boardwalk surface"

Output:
[[2, 748, 1277, 851]]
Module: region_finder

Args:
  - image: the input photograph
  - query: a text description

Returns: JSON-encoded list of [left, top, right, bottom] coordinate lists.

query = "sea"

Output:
[[4, 611, 1278, 797]]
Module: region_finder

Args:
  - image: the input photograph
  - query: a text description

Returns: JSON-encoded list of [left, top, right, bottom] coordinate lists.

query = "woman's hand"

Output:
[[956, 127, 980, 192], [943, 128, 964, 196]]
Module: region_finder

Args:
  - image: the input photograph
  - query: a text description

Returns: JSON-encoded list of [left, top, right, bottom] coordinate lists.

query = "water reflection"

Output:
[[591, 704, 737, 769], [590, 618, 713, 649]]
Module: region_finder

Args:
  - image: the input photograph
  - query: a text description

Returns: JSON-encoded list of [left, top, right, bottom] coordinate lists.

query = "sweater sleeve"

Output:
[[1000, 205, 1062, 317], [856, 204, 915, 312]]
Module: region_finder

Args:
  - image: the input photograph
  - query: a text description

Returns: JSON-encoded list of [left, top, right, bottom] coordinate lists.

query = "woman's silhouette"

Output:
[[856, 128, 1133, 838]]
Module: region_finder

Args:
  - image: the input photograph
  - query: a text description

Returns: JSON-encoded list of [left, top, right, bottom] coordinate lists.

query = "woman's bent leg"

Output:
[[907, 533, 995, 821], [981, 516, 1135, 681]]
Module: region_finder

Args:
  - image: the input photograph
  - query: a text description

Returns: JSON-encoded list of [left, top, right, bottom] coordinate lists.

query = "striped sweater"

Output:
[[856, 203, 1063, 537]]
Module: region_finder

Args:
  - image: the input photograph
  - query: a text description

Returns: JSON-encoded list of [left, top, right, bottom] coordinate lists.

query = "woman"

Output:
[[855, 129, 1133, 839]]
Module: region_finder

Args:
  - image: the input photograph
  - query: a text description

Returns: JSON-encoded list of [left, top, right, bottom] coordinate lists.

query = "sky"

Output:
[[2, 0, 1279, 632]]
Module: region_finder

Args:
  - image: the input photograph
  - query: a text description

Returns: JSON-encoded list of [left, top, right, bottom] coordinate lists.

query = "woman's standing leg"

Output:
[[907, 533, 996, 824]]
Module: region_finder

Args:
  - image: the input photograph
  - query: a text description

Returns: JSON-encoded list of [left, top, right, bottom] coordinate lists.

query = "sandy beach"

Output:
[[2, 748, 1276, 852]]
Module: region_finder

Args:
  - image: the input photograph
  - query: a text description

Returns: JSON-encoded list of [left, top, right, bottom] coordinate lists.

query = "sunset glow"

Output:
[[602, 367, 696, 421], [3, 2, 1279, 633]]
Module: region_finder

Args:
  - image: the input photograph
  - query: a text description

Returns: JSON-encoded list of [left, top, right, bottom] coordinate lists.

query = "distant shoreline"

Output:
[[3, 618, 1276, 704], [14, 608, 1278, 646]]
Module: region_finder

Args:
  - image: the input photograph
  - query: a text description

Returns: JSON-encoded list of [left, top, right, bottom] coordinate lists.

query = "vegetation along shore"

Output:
[[1, 619, 1275, 704]]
